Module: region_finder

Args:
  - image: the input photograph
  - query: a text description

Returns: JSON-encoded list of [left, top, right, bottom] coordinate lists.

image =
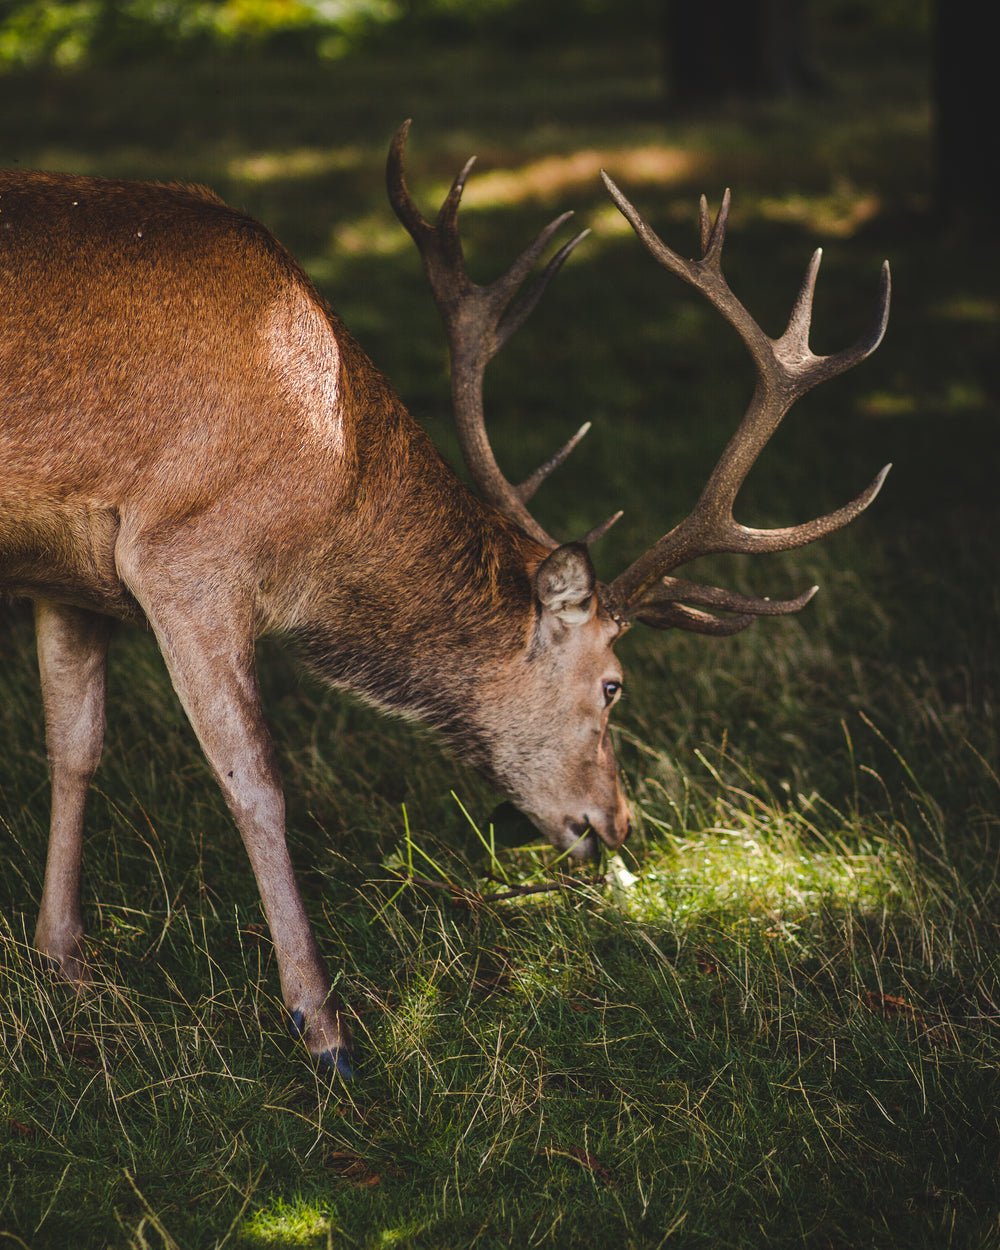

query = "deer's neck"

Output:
[[284, 339, 547, 746]]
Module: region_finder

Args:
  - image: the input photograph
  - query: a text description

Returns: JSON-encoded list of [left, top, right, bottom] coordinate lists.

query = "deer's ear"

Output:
[[535, 543, 596, 626]]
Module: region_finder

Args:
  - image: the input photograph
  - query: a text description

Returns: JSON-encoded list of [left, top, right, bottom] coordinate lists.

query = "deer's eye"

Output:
[[602, 680, 622, 707]]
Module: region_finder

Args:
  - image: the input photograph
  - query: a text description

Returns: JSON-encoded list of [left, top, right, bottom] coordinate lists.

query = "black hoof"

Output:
[[33, 951, 61, 976], [318, 1047, 355, 1081], [288, 1010, 354, 1079]]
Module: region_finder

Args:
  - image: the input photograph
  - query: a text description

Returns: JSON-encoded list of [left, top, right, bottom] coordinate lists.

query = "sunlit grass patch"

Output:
[[460, 144, 703, 209], [756, 185, 883, 238], [227, 144, 366, 184], [241, 1197, 332, 1246], [628, 818, 907, 931]]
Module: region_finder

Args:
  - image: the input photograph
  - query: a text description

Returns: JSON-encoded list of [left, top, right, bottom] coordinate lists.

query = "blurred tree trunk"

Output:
[[932, 0, 992, 223], [661, 0, 821, 104]]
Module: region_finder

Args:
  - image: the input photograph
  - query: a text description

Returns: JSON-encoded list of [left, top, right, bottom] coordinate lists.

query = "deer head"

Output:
[[386, 121, 890, 856]]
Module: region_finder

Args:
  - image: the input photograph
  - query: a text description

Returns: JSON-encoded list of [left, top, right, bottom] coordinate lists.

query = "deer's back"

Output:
[[0, 171, 364, 614], [1, 171, 349, 494]]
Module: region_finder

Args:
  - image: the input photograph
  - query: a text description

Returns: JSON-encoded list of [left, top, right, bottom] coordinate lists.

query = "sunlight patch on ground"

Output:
[[461, 145, 701, 208], [931, 296, 1000, 324], [242, 1199, 330, 1244], [858, 390, 919, 417], [858, 375, 992, 418], [228, 145, 366, 182], [243, 1200, 421, 1245], [225, 143, 698, 205], [756, 186, 882, 238], [621, 809, 907, 930], [333, 210, 413, 257]]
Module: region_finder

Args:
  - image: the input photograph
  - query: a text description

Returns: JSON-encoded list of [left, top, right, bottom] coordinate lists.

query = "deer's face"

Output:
[[473, 544, 630, 860]]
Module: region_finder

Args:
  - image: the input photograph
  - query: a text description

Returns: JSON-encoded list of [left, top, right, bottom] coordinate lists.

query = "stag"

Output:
[[0, 123, 889, 1079]]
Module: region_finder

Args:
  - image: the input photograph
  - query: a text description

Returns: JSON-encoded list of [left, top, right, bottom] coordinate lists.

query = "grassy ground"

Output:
[[2, 20, 999, 1250]]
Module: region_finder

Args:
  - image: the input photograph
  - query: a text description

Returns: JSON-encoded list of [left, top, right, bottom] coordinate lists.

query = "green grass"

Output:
[[2, 20, 999, 1250]]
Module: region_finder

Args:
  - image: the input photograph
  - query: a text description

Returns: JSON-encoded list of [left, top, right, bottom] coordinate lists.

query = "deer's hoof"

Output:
[[318, 1047, 355, 1080], [288, 1009, 354, 1080], [33, 946, 93, 991]]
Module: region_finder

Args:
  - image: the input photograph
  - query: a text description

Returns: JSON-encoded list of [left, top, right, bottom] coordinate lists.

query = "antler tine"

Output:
[[638, 578, 818, 617], [581, 509, 625, 547], [780, 250, 891, 388], [494, 223, 589, 359], [699, 195, 712, 254], [601, 178, 891, 632], [636, 603, 757, 636], [386, 121, 596, 549], [519, 420, 592, 502], [701, 189, 730, 261]]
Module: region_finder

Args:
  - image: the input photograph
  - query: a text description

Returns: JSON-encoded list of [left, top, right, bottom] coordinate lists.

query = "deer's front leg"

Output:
[[129, 577, 353, 1079], [33, 600, 111, 985]]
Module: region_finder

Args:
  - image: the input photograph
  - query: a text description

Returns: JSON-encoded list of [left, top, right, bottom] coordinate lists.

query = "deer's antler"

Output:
[[387, 125, 890, 632], [600, 177, 891, 633], [386, 121, 618, 548]]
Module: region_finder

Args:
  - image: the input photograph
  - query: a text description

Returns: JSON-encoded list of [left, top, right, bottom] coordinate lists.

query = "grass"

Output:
[[2, 17, 999, 1250]]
